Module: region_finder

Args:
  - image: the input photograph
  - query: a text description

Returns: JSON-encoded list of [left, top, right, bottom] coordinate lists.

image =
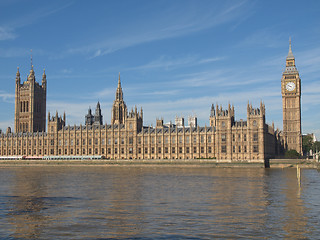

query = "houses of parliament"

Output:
[[0, 42, 302, 161]]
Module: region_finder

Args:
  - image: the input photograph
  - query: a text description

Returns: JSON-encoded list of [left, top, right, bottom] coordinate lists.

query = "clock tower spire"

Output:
[[281, 39, 302, 154]]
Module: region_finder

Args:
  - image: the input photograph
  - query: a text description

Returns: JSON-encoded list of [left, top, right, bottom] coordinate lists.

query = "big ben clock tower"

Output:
[[281, 39, 302, 154]]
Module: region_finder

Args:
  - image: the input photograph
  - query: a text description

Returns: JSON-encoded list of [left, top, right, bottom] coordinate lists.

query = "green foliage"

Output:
[[302, 135, 320, 156], [284, 149, 300, 159], [313, 141, 320, 152], [302, 135, 313, 154]]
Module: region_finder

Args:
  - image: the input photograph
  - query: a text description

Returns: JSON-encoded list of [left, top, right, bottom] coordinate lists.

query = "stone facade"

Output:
[[2, 43, 305, 161], [281, 39, 302, 154], [14, 65, 46, 133], [0, 74, 281, 162]]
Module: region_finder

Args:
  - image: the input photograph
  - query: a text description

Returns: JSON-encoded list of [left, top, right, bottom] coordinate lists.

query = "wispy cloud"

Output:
[[6, 2, 74, 30], [297, 46, 320, 76], [128, 55, 225, 71], [0, 120, 13, 131], [94, 88, 116, 99], [47, 100, 113, 126], [239, 27, 285, 48], [199, 57, 225, 64], [0, 27, 16, 41], [138, 85, 281, 121], [171, 68, 278, 88], [65, 1, 250, 59], [0, 1, 73, 44], [0, 48, 47, 58], [0, 91, 14, 102], [144, 90, 180, 96]]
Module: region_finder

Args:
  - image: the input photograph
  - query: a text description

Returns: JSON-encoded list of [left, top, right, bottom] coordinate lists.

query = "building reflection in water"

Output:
[[282, 169, 309, 238], [88, 167, 146, 238], [1, 166, 318, 239], [262, 168, 309, 239], [7, 167, 48, 239]]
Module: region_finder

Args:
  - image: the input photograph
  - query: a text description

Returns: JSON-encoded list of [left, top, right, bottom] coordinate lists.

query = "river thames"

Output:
[[0, 166, 319, 239]]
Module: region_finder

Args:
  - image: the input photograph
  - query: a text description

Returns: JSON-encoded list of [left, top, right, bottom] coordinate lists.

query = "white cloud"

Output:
[[0, 120, 13, 131], [240, 28, 285, 48], [61, 68, 73, 74], [0, 27, 16, 41], [64, 1, 250, 58], [0, 47, 46, 58], [94, 88, 116, 99], [128, 55, 196, 71], [128, 55, 225, 71], [198, 57, 226, 64], [7, 2, 74, 30], [144, 90, 180, 96], [0, 91, 15, 102], [47, 100, 113, 126], [0, 2, 73, 44]]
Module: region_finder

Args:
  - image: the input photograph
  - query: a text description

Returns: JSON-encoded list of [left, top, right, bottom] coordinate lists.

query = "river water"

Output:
[[0, 166, 319, 239]]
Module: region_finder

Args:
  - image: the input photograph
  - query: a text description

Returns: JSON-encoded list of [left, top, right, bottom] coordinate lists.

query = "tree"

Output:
[[313, 141, 320, 153], [284, 149, 300, 159], [302, 135, 313, 155]]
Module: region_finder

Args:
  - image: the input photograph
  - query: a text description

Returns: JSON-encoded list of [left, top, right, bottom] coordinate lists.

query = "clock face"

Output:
[[286, 82, 296, 91]]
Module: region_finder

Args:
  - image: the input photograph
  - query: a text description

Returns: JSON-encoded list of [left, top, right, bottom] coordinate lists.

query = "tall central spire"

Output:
[[287, 37, 294, 59], [116, 72, 123, 101], [118, 72, 121, 88], [112, 72, 127, 124]]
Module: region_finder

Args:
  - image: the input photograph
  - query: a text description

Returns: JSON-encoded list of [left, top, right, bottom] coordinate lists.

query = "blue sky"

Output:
[[0, 0, 319, 138]]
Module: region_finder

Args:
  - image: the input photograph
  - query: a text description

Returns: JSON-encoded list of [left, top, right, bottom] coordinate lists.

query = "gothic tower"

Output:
[[281, 39, 302, 154], [94, 101, 103, 125], [14, 60, 47, 133], [111, 73, 127, 124]]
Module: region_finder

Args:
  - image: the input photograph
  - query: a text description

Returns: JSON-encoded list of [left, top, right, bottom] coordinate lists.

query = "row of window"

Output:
[[54, 135, 212, 145], [220, 120, 258, 128], [285, 123, 296, 132], [0, 139, 47, 147], [20, 101, 29, 112], [221, 145, 259, 153], [60, 146, 212, 155], [0, 135, 213, 147], [287, 136, 297, 144], [221, 133, 258, 142], [1, 145, 260, 156], [0, 146, 213, 156]]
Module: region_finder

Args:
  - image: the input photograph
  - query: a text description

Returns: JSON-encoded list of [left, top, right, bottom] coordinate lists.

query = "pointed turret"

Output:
[[285, 38, 297, 72], [210, 104, 215, 117], [16, 67, 21, 84], [27, 50, 35, 82], [15, 55, 47, 133], [85, 107, 94, 125], [287, 37, 294, 60], [116, 72, 123, 101], [42, 68, 46, 82], [94, 101, 103, 125], [111, 72, 127, 124]]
